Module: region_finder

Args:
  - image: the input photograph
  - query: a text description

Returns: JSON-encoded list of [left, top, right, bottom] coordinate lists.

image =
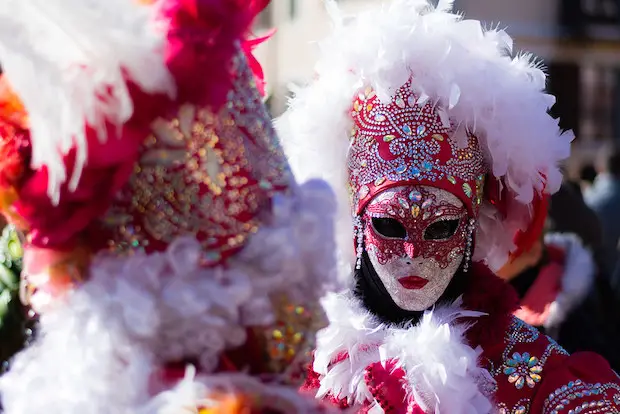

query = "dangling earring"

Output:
[[354, 215, 364, 270], [463, 218, 476, 272]]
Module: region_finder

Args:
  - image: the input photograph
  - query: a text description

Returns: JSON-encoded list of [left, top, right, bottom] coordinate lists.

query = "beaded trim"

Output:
[[543, 380, 620, 414]]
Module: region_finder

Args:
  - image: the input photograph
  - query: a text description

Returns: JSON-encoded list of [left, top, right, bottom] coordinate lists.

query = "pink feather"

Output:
[[163, 0, 271, 107]]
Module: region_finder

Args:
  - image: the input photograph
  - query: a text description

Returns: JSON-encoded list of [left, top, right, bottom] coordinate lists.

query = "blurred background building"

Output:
[[254, 0, 620, 179]]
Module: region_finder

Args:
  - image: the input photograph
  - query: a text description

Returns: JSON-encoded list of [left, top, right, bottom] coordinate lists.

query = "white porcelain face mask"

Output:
[[363, 185, 468, 311]]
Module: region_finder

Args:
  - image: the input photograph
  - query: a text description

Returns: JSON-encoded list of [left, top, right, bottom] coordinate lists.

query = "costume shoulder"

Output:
[[470, 267, 620, 414]]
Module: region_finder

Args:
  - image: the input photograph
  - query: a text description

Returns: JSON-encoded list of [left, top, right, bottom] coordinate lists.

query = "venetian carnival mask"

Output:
[[363, 186, 469, 311], [348, 80, 487, 312]]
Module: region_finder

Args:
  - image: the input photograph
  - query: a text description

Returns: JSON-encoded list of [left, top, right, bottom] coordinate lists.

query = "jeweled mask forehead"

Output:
[[347, 79, 487, 217]]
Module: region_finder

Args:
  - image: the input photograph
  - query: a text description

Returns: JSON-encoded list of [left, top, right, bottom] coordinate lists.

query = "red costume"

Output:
[[279, 0, 620, 412], [0, 0, 335, 412]]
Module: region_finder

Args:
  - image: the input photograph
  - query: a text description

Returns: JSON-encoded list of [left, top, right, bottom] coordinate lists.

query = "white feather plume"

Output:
[[0, 0, 175, 203], [277, 0, 573, 280]]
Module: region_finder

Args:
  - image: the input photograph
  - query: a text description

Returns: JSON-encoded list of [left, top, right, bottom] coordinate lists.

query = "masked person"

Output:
[[0, 0, 338, 412], [279, 0, 620, 412]]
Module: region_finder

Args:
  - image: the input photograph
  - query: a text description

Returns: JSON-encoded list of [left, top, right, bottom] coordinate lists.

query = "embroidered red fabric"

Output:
[[303, 263, 620, 413]]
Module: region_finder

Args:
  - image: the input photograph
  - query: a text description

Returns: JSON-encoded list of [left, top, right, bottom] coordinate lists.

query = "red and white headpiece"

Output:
[[0, 0, 336, 412], [348, 79, 486, 219], [279, 0, 572, 280]]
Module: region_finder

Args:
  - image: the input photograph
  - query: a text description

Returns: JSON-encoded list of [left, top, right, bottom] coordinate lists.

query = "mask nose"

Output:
[[404, 242, 418, 259]]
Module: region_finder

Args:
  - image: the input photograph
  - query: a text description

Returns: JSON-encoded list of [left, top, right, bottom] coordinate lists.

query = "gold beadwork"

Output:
[[101, 51, 292, 264]]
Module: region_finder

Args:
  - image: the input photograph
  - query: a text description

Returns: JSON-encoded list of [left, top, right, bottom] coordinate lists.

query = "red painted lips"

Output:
[[398, 276, 429, 290]]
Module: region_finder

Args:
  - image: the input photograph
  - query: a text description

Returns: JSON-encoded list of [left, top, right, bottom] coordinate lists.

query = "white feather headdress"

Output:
[[0, 0, 175, 203], [277, 0, 572, 282]]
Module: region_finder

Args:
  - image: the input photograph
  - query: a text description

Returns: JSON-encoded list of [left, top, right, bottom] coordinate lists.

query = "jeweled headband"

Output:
[[348, 79, 487, 218]]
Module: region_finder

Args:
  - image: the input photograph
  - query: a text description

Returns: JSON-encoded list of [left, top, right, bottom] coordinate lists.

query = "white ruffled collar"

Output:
[[313, 292, 495, 414]]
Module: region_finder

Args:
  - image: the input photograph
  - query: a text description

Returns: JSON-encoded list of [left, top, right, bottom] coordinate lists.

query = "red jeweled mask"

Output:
[[349, 79, 486, 310], [362, 186, 471, 311]]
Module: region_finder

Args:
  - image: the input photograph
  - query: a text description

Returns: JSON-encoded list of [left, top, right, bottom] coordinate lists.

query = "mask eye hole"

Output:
[[423, 218, 461, 240], [371, 217, 407, 239]]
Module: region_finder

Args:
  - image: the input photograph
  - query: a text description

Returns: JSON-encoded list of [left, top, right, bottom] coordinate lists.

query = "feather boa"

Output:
[[313, 293, 494, 413], [0, 180, 338, 414]]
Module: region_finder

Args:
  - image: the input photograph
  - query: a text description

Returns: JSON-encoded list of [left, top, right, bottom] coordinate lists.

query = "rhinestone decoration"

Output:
[[503, 352, 543, 390], [409, 190, 422, 202], [359, 185, 370, 199], [101, 51, 292, 264], [463, 183, 473, 198], [347, 79, 487, 215], [498, 405, 528, 414], [411, 205, 421, 218], [365, 186, 468, 269], [543, 379, 620, 414]]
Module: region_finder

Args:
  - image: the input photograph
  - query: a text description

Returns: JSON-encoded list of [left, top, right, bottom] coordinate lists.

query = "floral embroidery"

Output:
[[483, 317, 571, 413], [488, 318, 567, 378], [503, 352, 543, 389]]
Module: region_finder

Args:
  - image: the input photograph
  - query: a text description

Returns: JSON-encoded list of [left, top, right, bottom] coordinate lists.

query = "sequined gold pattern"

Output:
[[257, 295, 326, 384], [102, 51, 292, 264]]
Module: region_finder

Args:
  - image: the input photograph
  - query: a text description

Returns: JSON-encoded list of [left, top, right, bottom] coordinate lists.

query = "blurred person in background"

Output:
[[548, 182, 606, 272], [550, 181, 599, 245], [584, 145, 620, 274], [496, 231, 591, 335], [578, 163, 598, 195], [496, 225, 620, 372], [550, 181, 620, 371]]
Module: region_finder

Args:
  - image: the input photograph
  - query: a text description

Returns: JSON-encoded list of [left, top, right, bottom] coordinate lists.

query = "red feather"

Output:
[[163, 0, 272, 107]]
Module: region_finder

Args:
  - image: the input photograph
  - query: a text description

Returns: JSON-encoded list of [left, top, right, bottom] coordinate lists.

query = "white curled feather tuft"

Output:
[[0, 0, 176, 203], [277, 0, 572, 278], [383, 307, 494, 413]]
